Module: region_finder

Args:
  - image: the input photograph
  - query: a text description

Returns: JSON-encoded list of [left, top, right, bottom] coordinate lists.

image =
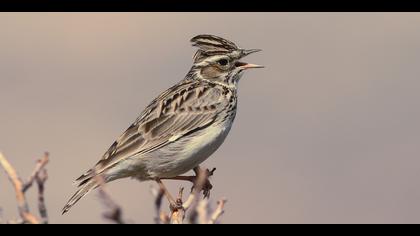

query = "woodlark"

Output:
[[62, 34, 263, 214]]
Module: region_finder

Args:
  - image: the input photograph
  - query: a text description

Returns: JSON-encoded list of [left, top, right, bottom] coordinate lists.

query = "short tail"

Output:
[[62, 178, 98, 215]]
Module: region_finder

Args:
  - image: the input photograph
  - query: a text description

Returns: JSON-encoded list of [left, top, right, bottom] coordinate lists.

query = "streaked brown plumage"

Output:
[[62, 34, 263, 214]]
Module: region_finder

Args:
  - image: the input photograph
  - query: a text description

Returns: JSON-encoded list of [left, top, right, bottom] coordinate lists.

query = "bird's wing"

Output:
[[80, 80, 227, 179]]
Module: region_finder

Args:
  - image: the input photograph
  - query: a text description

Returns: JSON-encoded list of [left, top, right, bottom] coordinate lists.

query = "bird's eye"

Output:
[[217, 59, 229, 66]]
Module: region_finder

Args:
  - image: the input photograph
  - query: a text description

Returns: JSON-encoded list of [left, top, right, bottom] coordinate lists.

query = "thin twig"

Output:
[[156, 179, 176, 206], [95, 174, 125, 224], [151, 185, 168, 224], [196, 199, 209, 224], [35, 168, 49, 224], [148, 166, 227, 224], [22, 152, 49, 192], [208, 199, 227, 224], [168, 168, 208, 224], [151, 167, 227, 224], [0, 152, 39, 224], [187, 167, 207, 208], [170, 187, 186, 224]]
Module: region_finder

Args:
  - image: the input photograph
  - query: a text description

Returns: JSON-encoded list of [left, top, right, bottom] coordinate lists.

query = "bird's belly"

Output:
[[143, 121, 233, 179]]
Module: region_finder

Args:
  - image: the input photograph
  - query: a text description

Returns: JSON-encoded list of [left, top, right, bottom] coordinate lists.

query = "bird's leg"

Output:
[[193, 166, 215, 198], [160, 166, 216, 198], [155, 179, 177, 208]]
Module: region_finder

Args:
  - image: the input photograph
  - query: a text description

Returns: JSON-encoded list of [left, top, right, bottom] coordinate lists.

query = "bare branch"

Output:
[[151, 185, 168, 224], [196, 199, 209, 224], [156, 179, 176, 206], [22, 152, 49, 192], [208, 199, 227, 224], [35, 168, 49, 224], [185, 167, 207, 208], [159, 211, 170, 224], [170, 187, 186, 224], [0, 152, 50, 224], [0, 152, 39, 224], [150, 167, 227, 224], [0, 151, 229, 224], [95, 174, 125, 224]]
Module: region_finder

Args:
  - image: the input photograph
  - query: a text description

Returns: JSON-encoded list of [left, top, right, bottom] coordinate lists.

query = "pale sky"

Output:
[[1, 13, 420, 223]]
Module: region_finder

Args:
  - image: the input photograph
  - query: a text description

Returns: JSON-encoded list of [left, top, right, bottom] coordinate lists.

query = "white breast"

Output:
[[182, 123, 230, 161], [144, 119, 234, 178]]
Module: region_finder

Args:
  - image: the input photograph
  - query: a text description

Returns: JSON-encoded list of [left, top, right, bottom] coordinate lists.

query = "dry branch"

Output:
[[151, 186, 169, 224], [0, 152, 50, 224], [36, 168, 49, 224], [208, 199, 227, 224], [95, 174, 126, 224], [1, 150, 226, 224], [22, 153, 49, 192], [152, 167, 227, 224], [104, 166, 228, 224]]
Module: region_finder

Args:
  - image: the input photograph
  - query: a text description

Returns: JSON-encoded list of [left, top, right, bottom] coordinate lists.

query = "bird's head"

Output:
[[188, 34, 263, 88]]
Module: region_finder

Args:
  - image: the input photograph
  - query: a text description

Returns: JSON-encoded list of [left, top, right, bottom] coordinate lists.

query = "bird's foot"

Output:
[[160, 167, 216, 199], [191, 167, 216, 199]]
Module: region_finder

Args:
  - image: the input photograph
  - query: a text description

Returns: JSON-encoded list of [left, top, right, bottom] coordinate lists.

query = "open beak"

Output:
[[236, 62, 265, 69], [237, 49, 264, 69]]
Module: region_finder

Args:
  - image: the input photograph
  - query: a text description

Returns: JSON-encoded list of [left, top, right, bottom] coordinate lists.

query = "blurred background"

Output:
[[1, 13, 420, 224]]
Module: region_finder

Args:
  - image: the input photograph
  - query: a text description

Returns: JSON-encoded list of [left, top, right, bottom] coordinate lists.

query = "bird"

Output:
[[62, 34, 263, 214]]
